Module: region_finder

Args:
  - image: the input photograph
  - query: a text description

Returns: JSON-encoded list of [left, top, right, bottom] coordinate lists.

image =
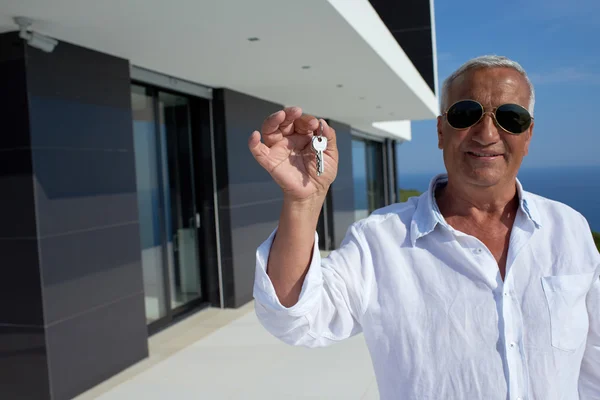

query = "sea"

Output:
[[396, 166, 600, 232]]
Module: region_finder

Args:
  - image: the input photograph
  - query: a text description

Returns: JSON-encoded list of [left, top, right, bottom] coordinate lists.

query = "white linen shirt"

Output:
[[253, 174, 600, 400]]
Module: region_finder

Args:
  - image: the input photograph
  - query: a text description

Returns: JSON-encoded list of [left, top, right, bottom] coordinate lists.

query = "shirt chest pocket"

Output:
[[541, 272, 594, 352]]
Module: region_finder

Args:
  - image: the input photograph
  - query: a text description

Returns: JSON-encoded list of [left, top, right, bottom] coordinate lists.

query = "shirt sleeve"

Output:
[[579, 262, 600, 399], [252, 222, 372, 348]]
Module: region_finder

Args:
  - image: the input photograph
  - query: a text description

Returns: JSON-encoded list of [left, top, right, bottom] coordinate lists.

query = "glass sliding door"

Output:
[[352, 136, 387, 221], [366, 140, 386, 213], [131, 84, 168, 324], [352, 139, 369, 221], [158, 92, 202, 309], [131, 84, 207, 330]]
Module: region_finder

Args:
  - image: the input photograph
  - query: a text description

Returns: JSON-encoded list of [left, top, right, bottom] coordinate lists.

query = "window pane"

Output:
[[366, 141, 385, 213], [157, 92, 202, 309], [131, 85, 167, 323], [352, 139, 369, 221]]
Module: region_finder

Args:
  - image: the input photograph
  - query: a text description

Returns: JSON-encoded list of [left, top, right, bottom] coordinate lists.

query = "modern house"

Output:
[[0, 0, 439, 398]]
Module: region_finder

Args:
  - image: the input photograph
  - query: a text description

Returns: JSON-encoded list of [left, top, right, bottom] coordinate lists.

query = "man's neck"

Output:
[[436, 178, 520, 222]]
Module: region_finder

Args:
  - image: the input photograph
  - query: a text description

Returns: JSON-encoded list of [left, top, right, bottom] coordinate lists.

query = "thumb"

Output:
[[248, 131, 271, 169]]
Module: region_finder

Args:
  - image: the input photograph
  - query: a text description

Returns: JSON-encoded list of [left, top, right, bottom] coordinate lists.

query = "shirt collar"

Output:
[[516, 178, 542, 229], [409, 173, 542, 246]]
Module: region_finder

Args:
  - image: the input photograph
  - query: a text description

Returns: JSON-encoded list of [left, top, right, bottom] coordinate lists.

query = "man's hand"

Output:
[[248, 106, 338, 202]]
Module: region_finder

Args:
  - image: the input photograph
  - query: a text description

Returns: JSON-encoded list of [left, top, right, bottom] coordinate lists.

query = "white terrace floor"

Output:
[[75, 301, 379, 400]]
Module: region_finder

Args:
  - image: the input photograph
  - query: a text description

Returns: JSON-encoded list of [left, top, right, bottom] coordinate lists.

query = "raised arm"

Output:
[[248, 107, 338, 307], [249, 107, 370, 348]]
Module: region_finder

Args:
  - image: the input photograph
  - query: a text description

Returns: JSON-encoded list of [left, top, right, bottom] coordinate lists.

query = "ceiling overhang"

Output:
[[0, 0, 438, 141]]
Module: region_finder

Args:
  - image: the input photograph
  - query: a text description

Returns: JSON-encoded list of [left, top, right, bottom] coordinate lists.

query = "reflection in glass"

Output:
[[395, 141, 403, 200], [352, 137, 386, 221], [352, 139, 369, 221], [158, 92, 202, 309], [366, 140, 385, 213], [131, 85, 167, 323]]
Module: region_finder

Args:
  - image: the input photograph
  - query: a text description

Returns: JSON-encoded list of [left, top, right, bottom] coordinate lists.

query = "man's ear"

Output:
[[437, 116, 444, 149]]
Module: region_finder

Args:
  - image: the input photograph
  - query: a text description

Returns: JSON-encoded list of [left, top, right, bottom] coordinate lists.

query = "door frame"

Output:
[[131, 76, 220, 335]]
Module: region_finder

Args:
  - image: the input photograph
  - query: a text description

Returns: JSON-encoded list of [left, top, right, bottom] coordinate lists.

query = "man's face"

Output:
[[437, 67, 534, 189]]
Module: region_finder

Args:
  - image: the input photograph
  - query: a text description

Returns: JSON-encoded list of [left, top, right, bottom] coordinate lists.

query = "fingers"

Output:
[[319, 119, 337, 149], [294, 114, 319, 134], [261, 106, 302, 136], [256, 107, 331, 153], [279, 106, 303, 133], [260, 110, 285, 135]]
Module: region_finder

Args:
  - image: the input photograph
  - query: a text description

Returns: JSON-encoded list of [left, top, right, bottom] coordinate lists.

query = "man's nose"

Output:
[[471, 112, 500, 145]]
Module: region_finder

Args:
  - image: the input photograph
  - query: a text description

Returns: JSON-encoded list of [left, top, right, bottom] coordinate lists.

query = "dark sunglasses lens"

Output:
[[447, 100, 483, 129], [496, 104, 532, 134]]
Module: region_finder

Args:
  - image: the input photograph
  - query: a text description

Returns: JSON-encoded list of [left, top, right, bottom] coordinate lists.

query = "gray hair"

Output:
[[440, 55, 535, 115]]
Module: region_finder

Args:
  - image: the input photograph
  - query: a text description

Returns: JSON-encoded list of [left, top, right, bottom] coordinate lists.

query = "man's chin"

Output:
[[462, 169, 506, 187]]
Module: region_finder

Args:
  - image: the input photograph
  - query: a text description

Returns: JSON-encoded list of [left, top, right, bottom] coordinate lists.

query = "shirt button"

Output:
[[504, 292, 510, 297], [475, 248, 483, 254], [509, 342, 517, 349]]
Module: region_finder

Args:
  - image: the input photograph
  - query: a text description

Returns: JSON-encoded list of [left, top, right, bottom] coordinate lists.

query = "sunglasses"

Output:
[[443, 99, 533, 135]]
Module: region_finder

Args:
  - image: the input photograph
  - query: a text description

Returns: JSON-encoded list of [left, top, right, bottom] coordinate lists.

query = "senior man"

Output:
[[248, 55, 600, 399]]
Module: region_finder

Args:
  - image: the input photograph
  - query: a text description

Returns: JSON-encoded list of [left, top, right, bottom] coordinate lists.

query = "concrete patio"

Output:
[[74, 301, 379, 400]]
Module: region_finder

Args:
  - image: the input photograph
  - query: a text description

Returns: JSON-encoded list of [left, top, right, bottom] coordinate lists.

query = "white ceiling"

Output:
[[0, 0, 439, 140]]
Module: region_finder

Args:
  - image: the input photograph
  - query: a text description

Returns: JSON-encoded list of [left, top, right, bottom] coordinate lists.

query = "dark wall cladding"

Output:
[[0, 31, 148, 400], [328, 120, 356, 249], [0, 30, 46, 330], [0, 325, 51, 400], [212, 88, 283, 307], [368, 0, 436, 93]]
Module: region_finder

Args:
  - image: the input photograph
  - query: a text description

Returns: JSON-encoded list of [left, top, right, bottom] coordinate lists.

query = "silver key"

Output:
[[312, 124, 327, 176]]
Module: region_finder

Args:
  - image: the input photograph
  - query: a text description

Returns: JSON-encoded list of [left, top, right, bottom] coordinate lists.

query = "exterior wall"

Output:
[[0, 18, 418, 398], [0, 31, 50, 400], [0, 32, 148, 400], [212, 89, 283, 308], [328, 120, 356, 249], [386, 139, 398, 205]]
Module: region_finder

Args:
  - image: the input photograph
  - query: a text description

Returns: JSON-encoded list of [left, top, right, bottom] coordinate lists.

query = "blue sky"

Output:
[[397, 0, 600, 174]]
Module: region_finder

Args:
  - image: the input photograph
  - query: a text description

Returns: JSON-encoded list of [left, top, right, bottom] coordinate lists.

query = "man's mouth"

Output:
[[467, 151, 503, 158]]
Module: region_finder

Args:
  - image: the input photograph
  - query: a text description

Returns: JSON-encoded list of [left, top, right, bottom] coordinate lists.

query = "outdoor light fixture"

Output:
[[14, 16, 58, 53]]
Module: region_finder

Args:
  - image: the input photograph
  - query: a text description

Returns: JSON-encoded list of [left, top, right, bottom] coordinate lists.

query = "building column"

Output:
[[327, 120, 355, 249], [211, 88, 284, 308], [0, 32, 147, 400], [386, 139, 398, 205]]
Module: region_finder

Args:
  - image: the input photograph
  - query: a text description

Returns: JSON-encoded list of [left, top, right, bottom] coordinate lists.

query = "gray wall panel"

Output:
[[328, 119, 356, 248], [0, 238, 43, 326], [213, 88, 283, 307], [0, 32, 148, 400], [0, 148, 37, 239], [40, 223, 143, 324], [32, 149, 139, 237], [45, 294, 148, 400], [0, 325, 51, 400], [0, 33, 49, 400]]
